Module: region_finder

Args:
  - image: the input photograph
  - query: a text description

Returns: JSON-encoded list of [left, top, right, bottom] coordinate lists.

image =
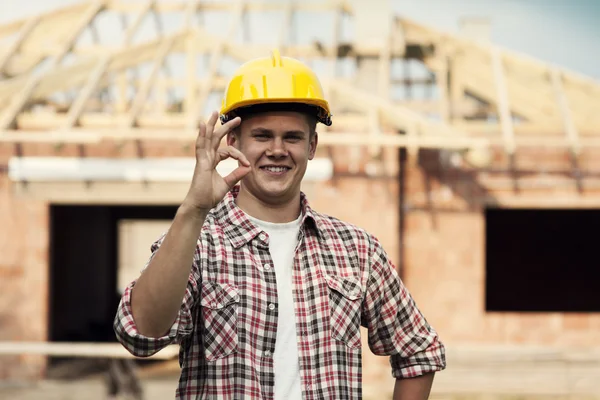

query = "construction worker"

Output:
[[114, 50, 446, 399]]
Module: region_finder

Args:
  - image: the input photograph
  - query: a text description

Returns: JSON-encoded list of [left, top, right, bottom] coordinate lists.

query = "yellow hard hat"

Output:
[[220, 49, 332, 126]]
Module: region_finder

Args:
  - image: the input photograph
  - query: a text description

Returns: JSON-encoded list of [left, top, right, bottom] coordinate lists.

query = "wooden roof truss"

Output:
[[0, 0, 599, 160]]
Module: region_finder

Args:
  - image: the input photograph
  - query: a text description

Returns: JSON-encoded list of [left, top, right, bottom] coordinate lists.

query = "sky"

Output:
[[0, 0, 598, 81]]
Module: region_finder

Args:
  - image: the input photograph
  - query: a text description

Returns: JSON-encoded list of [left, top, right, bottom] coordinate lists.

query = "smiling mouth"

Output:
[[260, 166, 291, 174]]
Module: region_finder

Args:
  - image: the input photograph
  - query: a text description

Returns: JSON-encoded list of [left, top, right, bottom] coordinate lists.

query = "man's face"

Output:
[[227, 111, 317, 204]]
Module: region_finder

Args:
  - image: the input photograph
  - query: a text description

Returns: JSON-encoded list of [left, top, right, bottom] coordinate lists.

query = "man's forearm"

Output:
[[393, 372, 435, 400], [130, 204, 207, 337]]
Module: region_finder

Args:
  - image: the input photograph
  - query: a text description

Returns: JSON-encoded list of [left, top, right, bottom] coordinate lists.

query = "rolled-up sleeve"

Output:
[[361, 237, 446, 379], [113, 235, 199, 358]]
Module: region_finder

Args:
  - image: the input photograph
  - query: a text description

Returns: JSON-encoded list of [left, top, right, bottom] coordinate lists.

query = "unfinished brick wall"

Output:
[[0, 174, 49, 380], [402, 148, 600, 348], [2, 141, 600, 387]]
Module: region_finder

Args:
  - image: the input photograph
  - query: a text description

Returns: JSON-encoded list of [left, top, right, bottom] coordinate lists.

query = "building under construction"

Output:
[[0, 0, 599, 398]]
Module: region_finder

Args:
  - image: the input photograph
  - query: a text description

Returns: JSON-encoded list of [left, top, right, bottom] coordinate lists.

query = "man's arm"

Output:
[[119, 111, 250, 339], [393, 373, 435, 400], [360, 236, 446, 393], [129, 112, 250, 338], [130, 205, 207, 337]]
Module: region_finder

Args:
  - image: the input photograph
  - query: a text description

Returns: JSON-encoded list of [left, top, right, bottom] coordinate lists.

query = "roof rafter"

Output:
[[0, 0, 597, 159]]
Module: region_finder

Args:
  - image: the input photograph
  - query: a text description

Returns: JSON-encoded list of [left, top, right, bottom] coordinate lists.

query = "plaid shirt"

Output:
[[114, 187, 446, 399]]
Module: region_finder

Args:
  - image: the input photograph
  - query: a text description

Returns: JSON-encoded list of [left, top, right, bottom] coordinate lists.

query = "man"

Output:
[[114, 50, 446, 399]]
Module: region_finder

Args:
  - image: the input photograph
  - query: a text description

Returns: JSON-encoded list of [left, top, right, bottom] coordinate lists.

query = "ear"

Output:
[[226, 131, 238, 148], [308, 132, 318, 160]]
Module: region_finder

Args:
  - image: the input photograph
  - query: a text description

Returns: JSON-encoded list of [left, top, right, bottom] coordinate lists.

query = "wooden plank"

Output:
[[123, 37, 177, 127], [62, 58, 111, 129], [0, 342, 178, 359], [0, 16, 40, 75], [186, 0, 245, 129], [62, 2, 156, 129], [367, 107, 382, 158], [108, 0, 343, 13], [0, 2, 89, 40], [183, 0, 200, 113], [436, 51, 451, 123], [278, 0, 295, 49], [0, 1, 106, 130], [490, 46, 516, 154], [4, 126, 600, 149], [551, 68, 581, 155]]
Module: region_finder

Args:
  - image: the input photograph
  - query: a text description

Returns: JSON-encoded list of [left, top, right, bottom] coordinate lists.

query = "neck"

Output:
[[235, 185, 302, 223]]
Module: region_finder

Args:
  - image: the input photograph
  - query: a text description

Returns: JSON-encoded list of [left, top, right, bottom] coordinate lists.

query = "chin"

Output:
[[255, 181, 297, 200]]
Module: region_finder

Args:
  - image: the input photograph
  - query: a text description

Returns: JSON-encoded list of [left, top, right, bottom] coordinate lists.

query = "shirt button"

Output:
[[264, 350, 272, 357], [264, 264, 271, 270], [268, 303, 276, 311]]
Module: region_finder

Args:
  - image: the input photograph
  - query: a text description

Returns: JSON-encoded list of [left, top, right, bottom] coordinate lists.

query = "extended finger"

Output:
[[205, 111, 219, 142], [212, 116, 241, 150], [195, 122, 207, 153]]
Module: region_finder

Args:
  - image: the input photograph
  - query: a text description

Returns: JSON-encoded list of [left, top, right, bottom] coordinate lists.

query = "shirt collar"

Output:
[[212, 186, 328, 248]]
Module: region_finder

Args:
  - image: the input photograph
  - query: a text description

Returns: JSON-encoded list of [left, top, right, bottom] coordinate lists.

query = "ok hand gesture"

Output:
[[182, 111, 251, 212]]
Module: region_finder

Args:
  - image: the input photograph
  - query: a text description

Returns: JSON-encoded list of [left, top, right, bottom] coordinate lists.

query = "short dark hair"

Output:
[[230, 103, 318, 136]]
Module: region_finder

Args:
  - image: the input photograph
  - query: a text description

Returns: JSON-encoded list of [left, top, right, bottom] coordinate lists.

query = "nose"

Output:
[[266, 137, 288, 158]]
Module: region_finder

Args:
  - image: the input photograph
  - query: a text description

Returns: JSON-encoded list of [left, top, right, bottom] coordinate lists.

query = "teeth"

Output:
[[264, 167, 287, 172]]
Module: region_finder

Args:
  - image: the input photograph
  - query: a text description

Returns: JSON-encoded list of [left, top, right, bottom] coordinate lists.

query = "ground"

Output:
[[1, 354, 600, 400]]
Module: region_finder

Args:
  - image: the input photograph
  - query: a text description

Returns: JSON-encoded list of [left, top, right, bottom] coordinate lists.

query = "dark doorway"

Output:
[[485, 208, 600, 312], [48, 204, 178, 365]]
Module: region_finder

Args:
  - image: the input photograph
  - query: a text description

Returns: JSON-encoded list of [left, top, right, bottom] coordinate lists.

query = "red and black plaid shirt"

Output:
[[114, 187, 446, 399]]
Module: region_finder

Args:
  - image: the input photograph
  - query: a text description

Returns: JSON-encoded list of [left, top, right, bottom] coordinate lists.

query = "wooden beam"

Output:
[[0, 128, 488, 148], [467, 49, 600, 123], [404, 16, 599, 124], [328, 79, 473, 145], [183, 0, 200, 113], [435, 51, 451, 123], [434, 53, 558, 123], [4, 126, 600, 149], [186, 0, 245, 129], [320, 0, 338, 137], [0, 16, 40, 75], [278, 0, 295, 50], [123, 37, 177, 127], [551, 68, 581, 155], [0, 1, 106, 130], [63, 2, 157, 129], [0, 342, 178, 359], [367, 107, 383, 158], [0, 31, 189, 106], [108, 0, 344, 13], [15, 109, 600, 136], [491, 46, 516, 154], [0, 2, 90, 40], [62, 58, 111, 129], [400, 16, 600, 103]]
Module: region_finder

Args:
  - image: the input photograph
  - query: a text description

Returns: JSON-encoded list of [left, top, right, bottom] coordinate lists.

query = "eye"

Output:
[[286, 135, 302, 142]]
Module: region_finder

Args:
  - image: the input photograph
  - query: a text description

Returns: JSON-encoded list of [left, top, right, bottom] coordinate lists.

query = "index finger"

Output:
[[212, 116, 241, 149]]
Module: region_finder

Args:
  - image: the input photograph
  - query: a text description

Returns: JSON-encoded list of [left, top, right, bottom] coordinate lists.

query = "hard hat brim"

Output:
[[220, 99, 332, 126]]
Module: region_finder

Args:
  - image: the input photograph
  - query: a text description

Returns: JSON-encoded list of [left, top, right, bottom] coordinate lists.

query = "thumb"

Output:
[[223, 165, 251, 188]]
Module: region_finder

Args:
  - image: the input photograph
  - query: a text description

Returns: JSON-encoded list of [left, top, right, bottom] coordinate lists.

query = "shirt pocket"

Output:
[[200, 281, 240, 361], [326, 275, 362, 349]]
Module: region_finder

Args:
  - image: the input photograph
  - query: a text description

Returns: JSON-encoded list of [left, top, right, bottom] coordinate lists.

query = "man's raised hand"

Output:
[[182, 111, 250, 212]]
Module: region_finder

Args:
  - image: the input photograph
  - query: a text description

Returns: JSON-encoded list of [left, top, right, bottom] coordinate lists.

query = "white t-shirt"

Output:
[[246, 213, 303, 400]]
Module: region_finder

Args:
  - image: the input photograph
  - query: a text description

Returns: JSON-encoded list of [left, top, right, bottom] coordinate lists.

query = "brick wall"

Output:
[[0, 174, 48, 380], [2, 142, 600, 389], [402, 148, 600, 348]]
